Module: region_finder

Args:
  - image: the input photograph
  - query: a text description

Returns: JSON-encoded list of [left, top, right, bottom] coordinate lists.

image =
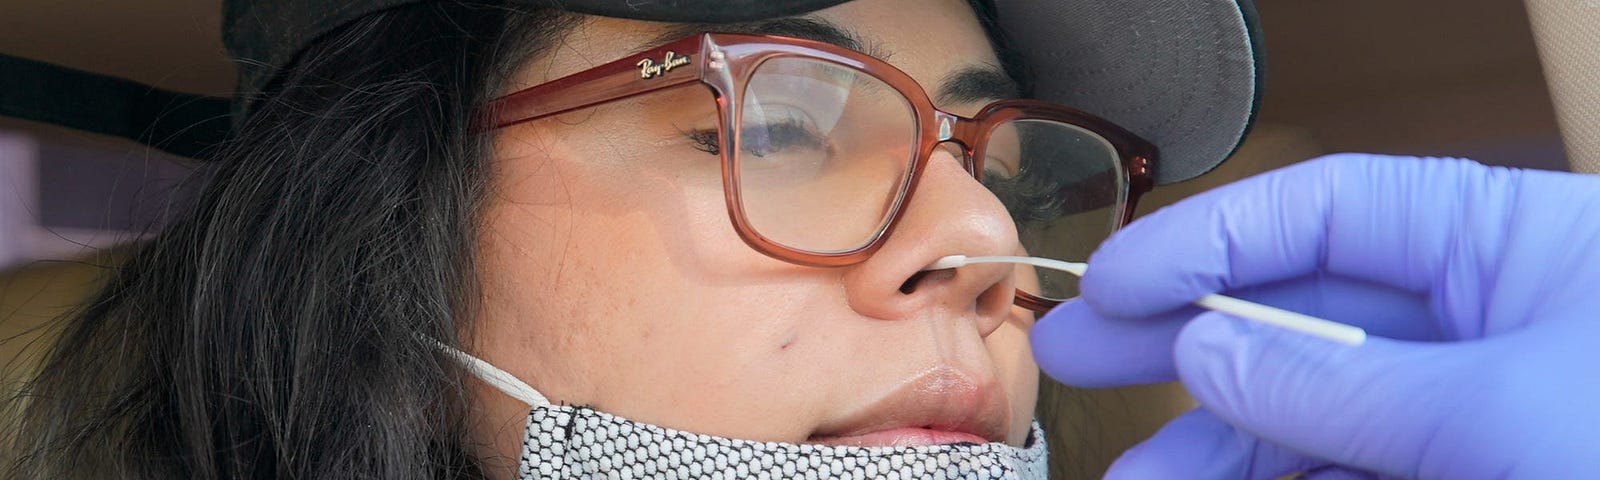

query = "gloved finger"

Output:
[[1104, 409, 1327, 480], [1300, 466, 1382, 480], [1226, 273, 1438, 341], [1033, 274, 1435, 388], [1079, 154, 1505, 319], [1173, 311, 1482, 478], [1030, 300, 1194, 387]]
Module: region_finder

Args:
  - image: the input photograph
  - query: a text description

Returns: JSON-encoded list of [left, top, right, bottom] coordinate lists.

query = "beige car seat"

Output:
[[1526, 0, 1600, 174]]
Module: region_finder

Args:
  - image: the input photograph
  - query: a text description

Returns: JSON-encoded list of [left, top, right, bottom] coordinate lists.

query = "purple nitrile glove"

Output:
[[1031, 154, 1600, 479]]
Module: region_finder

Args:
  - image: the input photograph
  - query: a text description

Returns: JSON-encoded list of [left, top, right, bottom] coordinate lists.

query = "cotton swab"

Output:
[[927, 255, 1367, 346]]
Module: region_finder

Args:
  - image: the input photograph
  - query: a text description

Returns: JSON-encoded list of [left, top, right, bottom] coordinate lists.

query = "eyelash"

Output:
[[679, 126, 721, 155], [678, 117, 828, 158]]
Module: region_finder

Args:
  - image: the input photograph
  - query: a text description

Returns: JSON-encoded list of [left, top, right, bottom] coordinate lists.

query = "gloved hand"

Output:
[[1031, 154, 1600, 479]]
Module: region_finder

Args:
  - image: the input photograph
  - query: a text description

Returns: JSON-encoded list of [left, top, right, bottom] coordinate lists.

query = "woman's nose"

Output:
[[841, 145, 1018, 336]]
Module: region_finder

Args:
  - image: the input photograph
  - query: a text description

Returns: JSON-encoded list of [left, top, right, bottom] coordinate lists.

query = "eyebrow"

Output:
[[650, 18, 1021, 105], [651, 17, 890, 60], [935, 66, 1020, 105]]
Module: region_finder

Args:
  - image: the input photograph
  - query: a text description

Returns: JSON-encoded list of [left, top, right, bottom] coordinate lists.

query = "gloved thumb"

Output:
[[1172, 311, 1487, 478]]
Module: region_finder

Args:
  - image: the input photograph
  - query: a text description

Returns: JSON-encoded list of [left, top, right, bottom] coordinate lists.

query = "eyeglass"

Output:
[[477, 33, 1155, 312]]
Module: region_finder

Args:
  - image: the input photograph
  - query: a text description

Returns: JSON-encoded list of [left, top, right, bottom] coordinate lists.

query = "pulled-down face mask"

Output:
[[440, 344, 1050, 479]]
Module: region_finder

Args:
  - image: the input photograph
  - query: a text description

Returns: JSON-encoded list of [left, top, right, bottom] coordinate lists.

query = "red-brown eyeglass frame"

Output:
[[477, 33, 1156, 312]]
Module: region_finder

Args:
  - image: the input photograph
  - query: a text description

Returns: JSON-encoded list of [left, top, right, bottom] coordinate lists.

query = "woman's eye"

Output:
[[677, 110, 830, 159], [984, 154, 1020, 177], [741, 109, 828, 159]]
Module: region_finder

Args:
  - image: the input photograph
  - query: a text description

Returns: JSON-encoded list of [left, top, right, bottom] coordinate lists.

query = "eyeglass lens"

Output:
[[736, 56, 916, 254], [986, 119, 1126, 301]]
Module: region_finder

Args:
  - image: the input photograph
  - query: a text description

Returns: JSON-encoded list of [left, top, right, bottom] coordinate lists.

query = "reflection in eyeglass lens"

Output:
[[985, 120, 1125, 301]]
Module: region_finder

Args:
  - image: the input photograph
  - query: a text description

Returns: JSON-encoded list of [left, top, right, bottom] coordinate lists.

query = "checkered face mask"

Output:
[[440, 345, 1050, 479]]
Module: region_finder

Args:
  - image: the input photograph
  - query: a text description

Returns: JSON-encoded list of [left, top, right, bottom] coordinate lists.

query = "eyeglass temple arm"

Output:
[[474, 35, 708, 133], [1120, 155, 1153, 225]]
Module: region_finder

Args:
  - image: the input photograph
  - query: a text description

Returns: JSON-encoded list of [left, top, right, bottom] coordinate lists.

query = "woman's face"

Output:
[[472, 0, 1037, 465]]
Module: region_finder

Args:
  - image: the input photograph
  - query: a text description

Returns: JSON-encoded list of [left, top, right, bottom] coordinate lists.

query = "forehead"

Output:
[[506, 0, 1001, 98], [809, 0, 999, 86]]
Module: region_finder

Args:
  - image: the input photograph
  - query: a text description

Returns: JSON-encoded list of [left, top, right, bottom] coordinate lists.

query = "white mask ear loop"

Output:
[[928, 255, 1367, 346], [433, 341, 550, 407]]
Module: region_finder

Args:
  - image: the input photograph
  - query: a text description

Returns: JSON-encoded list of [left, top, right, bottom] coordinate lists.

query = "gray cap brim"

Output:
[[997, 0, 1263, 184]]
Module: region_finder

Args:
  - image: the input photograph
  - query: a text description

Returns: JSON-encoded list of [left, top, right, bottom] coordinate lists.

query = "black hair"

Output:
[[3, 3, 578, 478]]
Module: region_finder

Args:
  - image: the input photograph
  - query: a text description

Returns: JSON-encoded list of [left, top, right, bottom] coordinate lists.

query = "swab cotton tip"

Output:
[[928, 255, 1088, 277], [924, 254, 1366, 346], [926, 255, 969, 270]]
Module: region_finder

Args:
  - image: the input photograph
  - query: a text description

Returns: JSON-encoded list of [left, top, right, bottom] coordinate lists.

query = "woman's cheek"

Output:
[[989, 310, 1040, 446]]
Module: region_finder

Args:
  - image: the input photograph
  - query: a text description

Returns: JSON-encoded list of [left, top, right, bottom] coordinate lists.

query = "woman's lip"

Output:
[[808, 366, 1010, 445], [806, 427, 991, 447]]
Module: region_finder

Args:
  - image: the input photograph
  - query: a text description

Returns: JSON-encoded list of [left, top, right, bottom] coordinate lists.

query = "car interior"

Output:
[[2, 1, 1595, 477]]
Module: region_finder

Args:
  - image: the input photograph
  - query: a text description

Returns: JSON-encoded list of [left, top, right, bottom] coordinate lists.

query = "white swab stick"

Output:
[[929, 255, 1367, 346], [1191, 294, 1367, 345]]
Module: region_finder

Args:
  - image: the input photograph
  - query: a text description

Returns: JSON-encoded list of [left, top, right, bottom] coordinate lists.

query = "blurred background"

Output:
[[1139, 0, 1569, 211], [1257, 1, 1566, 170], [0, 1, 1579, 478]]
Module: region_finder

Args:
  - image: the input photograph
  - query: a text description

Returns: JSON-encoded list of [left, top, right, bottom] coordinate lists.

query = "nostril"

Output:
[[899, 271, 927, 294], [900, 268, 957, 294]]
